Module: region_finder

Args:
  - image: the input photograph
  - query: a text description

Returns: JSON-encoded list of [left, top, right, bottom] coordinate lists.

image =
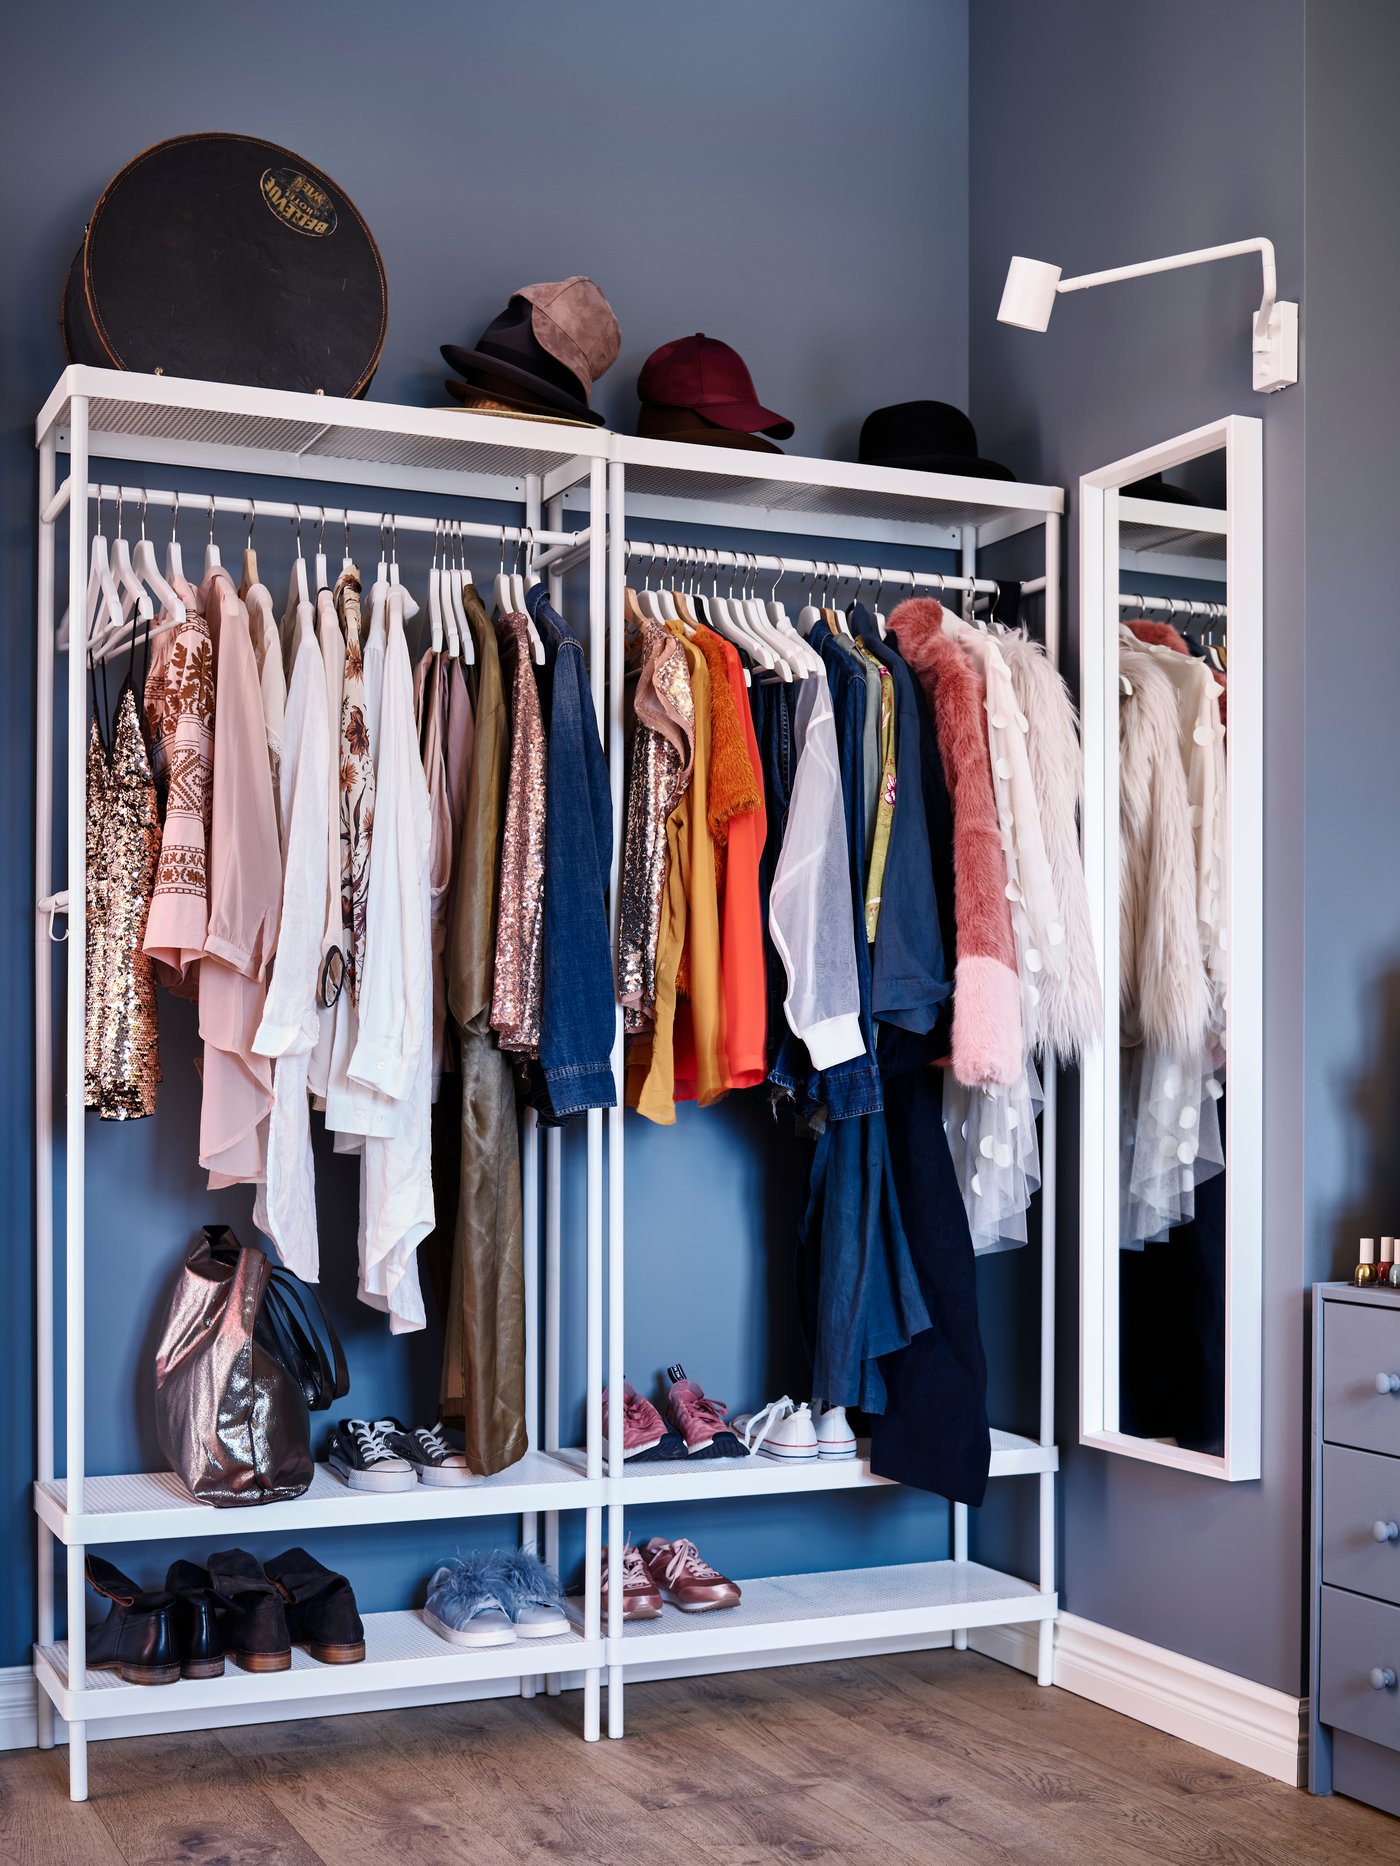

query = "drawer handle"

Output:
[[1376, 1521, 1400, 1543], [1376, 1373, 1400, 1395], [1371, 1667, 1398, 1690]]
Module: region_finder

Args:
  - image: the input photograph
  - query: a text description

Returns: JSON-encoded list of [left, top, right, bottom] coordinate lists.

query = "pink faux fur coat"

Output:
[[890, 599, 1023, 1086]]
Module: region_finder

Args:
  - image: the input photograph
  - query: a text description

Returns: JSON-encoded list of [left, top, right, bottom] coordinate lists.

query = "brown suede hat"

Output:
[[515, 277, 621, 398]]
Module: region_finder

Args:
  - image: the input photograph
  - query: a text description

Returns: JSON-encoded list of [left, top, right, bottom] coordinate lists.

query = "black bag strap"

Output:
[[262, 1267, 349, 1411], [200, 1226, 348, 1410]]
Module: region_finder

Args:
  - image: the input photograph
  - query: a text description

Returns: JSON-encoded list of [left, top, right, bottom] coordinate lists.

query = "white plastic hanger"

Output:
[[703, 550, 776, 674], [166, 489, 185, 585], [427, 520, 445, 653], [737, 551, 796, 680], [493, 527, 515, 621], [514, 529, 545, 665], [341, 509, 355, 575], [765, 560, 822, 677], [240, 501, 260, 595], [58, 489, 123, 654], [132, 493, 186, 626], [376, 514, 419, 622], [203, 496, 222, 575], [313, 508, 329, 595], [446, 523, 471, 664], [109, 492, 153, 630], [871, 572, 888, 641], [287, 506, 309, 614]]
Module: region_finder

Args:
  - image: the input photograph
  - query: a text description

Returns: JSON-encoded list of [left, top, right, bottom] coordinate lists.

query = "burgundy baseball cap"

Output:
[[637, 333, 793, 439]]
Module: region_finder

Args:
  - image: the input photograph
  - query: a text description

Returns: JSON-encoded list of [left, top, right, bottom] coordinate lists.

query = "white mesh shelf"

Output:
[[556, 1427, 1054, 1505], [35, 1610, 602, 1724], [593, 1560, 1054, 1666], [33, 1450, 603, 1546]]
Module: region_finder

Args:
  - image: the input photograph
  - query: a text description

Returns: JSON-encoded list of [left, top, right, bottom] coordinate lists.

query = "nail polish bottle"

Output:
[[1354, 1237, 1378, 1289], [1381, 1238, 1395, 1290]]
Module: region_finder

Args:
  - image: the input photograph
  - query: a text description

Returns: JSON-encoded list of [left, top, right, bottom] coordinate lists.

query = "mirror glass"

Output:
[[1080, 419, 1261, 1480]]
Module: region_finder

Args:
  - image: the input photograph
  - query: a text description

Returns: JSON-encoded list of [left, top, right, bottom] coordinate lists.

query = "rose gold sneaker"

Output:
[[666, 1376, 738, 1454], [603, 1382, 666, 1459], [640, 1537, 742, 1613], [602, 1544, 663, 1621]]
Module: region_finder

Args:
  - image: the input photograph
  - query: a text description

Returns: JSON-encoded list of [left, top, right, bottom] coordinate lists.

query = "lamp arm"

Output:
[[1057, 238, 1278, 347]]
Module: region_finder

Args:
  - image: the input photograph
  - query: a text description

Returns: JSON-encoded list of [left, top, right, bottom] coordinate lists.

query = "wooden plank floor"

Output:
[[2, 1651, 1397, 1864]]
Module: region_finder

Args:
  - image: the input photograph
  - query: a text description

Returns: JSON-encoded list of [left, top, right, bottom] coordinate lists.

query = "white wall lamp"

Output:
[[997, 238, 1298, 392]]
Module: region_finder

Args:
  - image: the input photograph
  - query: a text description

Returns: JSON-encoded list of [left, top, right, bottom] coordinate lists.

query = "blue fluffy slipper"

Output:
[[491, 1549, 569, 1638], [424, 1552, 516, 1648]]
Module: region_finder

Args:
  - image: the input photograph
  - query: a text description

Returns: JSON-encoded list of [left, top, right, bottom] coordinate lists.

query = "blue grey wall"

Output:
[[1301, 0, 1400, 1290], [968, 0, 1309, 1694], [0, 0, 970, 1670]]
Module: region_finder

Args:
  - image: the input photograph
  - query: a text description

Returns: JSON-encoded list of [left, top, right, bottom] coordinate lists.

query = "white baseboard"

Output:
[[973, 1614, 1306, 1787], [0, 1617, 1308, 1788]]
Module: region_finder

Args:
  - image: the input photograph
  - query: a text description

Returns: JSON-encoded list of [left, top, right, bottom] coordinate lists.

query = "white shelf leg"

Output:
[[583, 1502, 601, 1741], [544, 493, 565, 1699], [1039, 510, 1061, 1692], [34, 426, 57, 1753], [952, 1503, 969, 1650], [605, 458, 627, 1742], [65, 401, 89, 1804], [607, 1503, 625, 1740], [1038, 1471, 1056, 1686]]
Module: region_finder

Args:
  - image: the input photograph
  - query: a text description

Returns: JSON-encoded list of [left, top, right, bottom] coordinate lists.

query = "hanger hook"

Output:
[[344, 508, 351, 563], [207, 494, 216, 545], [246, 500, 255, 548], [139, 490, 149, 542], [293, 502, 303, 551], [317, 506, 325, 552], [169, 487, 178, 542], [390, 513, 398, 563]]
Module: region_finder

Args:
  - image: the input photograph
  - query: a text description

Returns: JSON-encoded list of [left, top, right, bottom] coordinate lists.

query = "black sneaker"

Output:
[[326, 1417, 418, 1492], [380, 1419, 481, 1488]]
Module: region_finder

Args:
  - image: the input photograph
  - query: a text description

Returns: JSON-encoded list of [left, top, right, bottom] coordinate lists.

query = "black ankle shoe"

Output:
[[85, 1555, 180, 1686], [165, 1559, 227, 1679], [264, 1547, 365, 1664], [205, 1549, 291, 1673]]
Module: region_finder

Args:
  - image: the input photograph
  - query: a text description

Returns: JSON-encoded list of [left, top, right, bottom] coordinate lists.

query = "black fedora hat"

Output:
[[858, 400, 1014, 480], [442, 299, 603, 424]]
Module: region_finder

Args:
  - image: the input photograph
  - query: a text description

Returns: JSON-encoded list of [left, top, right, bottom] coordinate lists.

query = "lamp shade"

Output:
[[997, 256, 1061, 332]]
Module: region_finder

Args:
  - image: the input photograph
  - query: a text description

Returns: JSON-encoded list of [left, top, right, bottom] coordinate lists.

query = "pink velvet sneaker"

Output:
[[604, 1382, 666, 1459], [601, 1544, 663, 1621], [666, 1375, 738, 1455]]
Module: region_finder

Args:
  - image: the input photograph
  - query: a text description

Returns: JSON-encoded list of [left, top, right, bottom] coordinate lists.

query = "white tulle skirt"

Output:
[[943, 1057, 1044, 1254], [1119, 1042, 1224, 1246]]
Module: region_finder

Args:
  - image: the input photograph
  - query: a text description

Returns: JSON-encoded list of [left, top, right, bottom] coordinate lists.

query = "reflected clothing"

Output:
[[439, 586, 526, 1473], [490, 611, 547, 1056]]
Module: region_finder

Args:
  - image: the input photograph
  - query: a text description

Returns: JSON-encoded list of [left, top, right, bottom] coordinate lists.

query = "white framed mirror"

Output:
[[1079, 415, 1262, 1480]]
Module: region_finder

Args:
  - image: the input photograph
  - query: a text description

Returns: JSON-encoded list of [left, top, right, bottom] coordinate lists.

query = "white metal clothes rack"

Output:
[[598, 432, 1066, 1738], [31, 367, 1071, 1798], [32, 368, 613, 1800]]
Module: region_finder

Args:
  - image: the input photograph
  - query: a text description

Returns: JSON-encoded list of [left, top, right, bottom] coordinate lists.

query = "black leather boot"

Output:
[[205, 1548, 290, 1673], [264, 1547, 365, 1664], [85, 1555, 179, 1686], [165, 1559, 227, 1679]]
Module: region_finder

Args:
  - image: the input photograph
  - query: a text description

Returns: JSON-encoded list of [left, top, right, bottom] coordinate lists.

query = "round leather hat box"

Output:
[[63, 133, 388, 398]]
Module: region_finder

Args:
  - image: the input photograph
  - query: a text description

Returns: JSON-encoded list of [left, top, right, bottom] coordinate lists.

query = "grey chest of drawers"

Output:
[[1311, 1282, 1400, 1816]]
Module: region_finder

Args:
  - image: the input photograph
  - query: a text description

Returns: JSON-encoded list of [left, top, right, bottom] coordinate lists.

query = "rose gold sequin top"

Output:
[[84, 681, 162, 1119], [619, 620, 695, 1033], [490, 612, 548, 1055]]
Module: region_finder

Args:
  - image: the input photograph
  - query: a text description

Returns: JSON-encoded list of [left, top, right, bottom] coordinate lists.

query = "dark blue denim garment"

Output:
[[769, 621, 883, 1121], [800, 1088, 932, 1412], [749, 680, 799, 1071], [867, 1063, 991, 1504], [848, 603, 949, 1037], [524, 584, 616, 1118]]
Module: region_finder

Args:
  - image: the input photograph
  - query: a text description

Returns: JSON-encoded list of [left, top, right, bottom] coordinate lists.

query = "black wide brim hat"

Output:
[[858, 400, 1015, 481], [442, 300, 601, 423]]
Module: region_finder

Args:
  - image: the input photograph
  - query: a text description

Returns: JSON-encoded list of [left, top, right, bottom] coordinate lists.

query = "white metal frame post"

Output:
[[64, 395, 90, 1801], [951, 523, 978, 1652], [34, 427, 57, 1755], [1037, 511, 1062, 1688], [605, 457, 627, 1739]]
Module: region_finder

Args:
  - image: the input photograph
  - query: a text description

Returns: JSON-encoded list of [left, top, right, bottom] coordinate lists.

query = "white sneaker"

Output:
[[734, 1396, 819, 1462], [812, 1403, 857, 1460]]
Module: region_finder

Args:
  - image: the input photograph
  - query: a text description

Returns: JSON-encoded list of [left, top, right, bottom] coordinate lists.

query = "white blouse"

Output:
[[769, 674, 865, 1070]]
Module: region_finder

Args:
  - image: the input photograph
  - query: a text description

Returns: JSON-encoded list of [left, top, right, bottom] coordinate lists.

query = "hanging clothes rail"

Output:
[[619, 537, 1001, 601], [49, 481, 587, 556], [1119, 590, 1226, 621]]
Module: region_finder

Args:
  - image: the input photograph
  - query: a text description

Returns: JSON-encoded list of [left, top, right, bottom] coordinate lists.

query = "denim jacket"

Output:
[[524, 584, 616, 1117]]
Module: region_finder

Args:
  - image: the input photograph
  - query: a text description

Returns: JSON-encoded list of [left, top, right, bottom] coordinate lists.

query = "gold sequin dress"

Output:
[[84, 681, 162, 1119]]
